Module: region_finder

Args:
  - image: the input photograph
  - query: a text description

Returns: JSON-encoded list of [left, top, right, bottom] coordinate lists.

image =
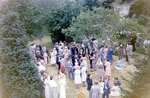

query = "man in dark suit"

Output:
[[103, 77, 111, 98], [71, 43, 78, 66]]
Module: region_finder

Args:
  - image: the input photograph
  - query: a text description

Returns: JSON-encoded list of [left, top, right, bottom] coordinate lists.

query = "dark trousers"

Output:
[[68, 71, 74, 80], [57, 62, 60, 74], [102, 93, 109, 98], [72, 56, 75, 66]]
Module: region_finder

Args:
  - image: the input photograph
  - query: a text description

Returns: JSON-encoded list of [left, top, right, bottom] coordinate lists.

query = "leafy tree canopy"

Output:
[[63, 7, 145, 43], [46, 1, 82, 43]]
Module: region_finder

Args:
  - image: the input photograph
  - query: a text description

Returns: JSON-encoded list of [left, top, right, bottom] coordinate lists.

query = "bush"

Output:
[[0, 9, 43, 98]]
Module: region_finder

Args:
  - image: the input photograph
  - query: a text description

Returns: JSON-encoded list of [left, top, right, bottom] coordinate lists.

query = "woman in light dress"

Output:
[[105, 60, 111, 80], [110, 82, 121, 98], [97, 58, 104, 82], [49, 76, 58, 98], [64, 47, 69, 61], [82, 55, 88, 71], [104, 46, 108, 60], [43, 51, 48, 65], [59, 72, 66, 98], [74, 65, 82, 89], [43, 75, 50, 98], [50, 48, 57, 65], [81, 66, 87, 87]]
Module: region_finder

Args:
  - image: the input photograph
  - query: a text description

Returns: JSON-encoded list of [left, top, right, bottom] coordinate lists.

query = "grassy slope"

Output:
[[33, 36, 137, 98]]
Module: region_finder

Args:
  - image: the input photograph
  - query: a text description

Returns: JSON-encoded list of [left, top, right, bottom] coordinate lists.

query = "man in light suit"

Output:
[[66, 58, 74, 80], [103, 77, 111, 98], [126, 41, 133, 65]]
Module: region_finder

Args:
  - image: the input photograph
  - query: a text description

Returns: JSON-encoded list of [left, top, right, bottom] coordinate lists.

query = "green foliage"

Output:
[[84, 0, 100, 10], [6, 0, 48, 40], [0, 8, 43, 98], [46, 1, 82, 43], [63, 7, 145, 43]]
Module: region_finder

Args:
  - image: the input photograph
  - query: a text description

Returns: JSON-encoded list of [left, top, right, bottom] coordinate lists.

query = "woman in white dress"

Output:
[[64, 47, 69, 66], [81, 66, 87, 87], [110, 83, 121, 98], [43, 74, 50, 98], [59, 72, 66, 98], [50, 48, 57, 65], [74, 65, 82, 89], [49, 76, 58, 98]]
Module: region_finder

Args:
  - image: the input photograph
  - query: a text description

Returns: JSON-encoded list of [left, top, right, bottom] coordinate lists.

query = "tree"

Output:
[[63, 7, 145, 43], [0, 8, 43, 98], [46, 1, 82, 43], [84, 0, 100, 10], [6, 0, 48, 40]]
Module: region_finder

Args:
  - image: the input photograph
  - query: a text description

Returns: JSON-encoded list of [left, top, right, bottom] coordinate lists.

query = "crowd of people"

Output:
[[29, 36, 133, 98]]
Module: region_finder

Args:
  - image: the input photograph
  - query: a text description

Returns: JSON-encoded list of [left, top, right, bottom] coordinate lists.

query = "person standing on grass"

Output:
[[126, 41, 133, 65], [105, 59, 111, 80], [66, 58, 74, 80], [90, 80, 101, 98], [104, 46, 108, 61], [74, 65, 82, 89], [108, 47, 113, 64], [86, 74, 93, 91], [89, 48, 94, 70], [103, 77, 111, 98], [91, 51, 97, 71], [99, 46, 105, 67], [43, 74, 50, 98], [43, 51, 48, 65], [59, 72, 66, 98], [86, 74, 93, 98], [118, 42, 124, 60], [97, 58, 104, 82], [81, 65, 87, 87], [49, 76, 58, 98]]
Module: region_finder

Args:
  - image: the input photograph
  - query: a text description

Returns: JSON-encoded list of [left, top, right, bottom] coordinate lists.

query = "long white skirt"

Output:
[[51, 56, 56, 64], [45, 85, 50, 98], [60, 85, 66, 98]]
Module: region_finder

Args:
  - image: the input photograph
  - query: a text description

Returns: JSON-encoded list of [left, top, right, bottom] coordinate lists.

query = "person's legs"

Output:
[[68, 71, 71, 79], [102, 93, 105, 98], [128, 55, 132, 65], [72, 71, 74, 80], [57, 62, 60, 74], [106, 94, 109, 98]]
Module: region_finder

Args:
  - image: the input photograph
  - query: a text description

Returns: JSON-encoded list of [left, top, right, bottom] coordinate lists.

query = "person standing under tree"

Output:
[[118, 42, 124, 60], [126, 41, 133, 65]]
